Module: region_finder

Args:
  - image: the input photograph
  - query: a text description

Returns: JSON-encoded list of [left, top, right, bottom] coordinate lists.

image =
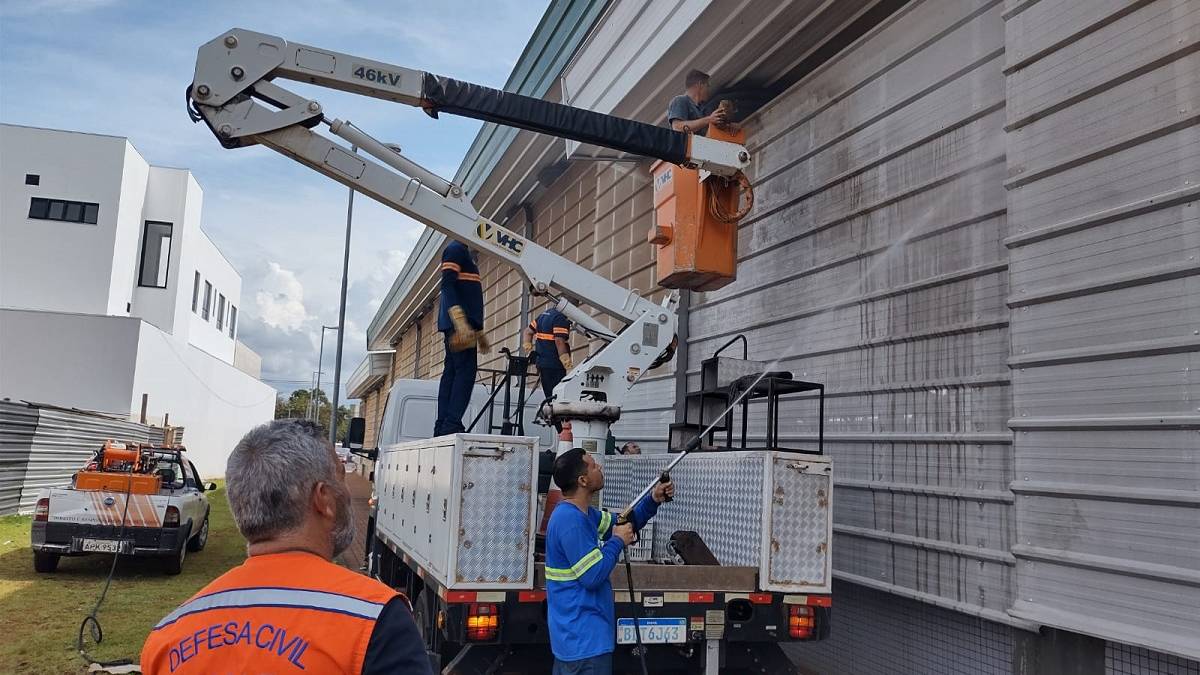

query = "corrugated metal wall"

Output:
[[690, 0, 1018, 625], [0, 401, 39, 515], [0, 400, 172, 515], [1003, 0, 1200, 660]]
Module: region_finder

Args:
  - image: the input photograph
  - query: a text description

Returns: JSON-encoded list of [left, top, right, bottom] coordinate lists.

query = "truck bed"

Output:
[[534, 562, 759, 592]]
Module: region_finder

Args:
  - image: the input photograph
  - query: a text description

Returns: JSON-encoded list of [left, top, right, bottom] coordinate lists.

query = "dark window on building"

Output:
[[25, 174, 39, 186], [191, 272, 201, 312], [228, 305, 237, 338], [202, 281, 212, 320], [217, 294, 226, 331], [28, 198, 49, 219], [138, 221, 173, 288], [28, 197, 98, 224]]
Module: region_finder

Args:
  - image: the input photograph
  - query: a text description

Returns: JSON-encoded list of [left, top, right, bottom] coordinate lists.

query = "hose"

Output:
[[622, 549, 650, 675], [708, 171, 754, 223], [77, 475, 135, 668]]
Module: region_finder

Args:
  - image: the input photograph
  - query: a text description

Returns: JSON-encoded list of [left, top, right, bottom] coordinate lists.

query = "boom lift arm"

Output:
[[187, 28, 751, 450]]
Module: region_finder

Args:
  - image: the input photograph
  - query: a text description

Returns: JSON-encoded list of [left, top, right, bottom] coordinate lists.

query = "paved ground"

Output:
[[340, 471, 373, 572]]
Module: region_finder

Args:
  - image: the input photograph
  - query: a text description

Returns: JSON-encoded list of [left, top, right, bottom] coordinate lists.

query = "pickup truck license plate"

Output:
[[80, 539, 125, 553], [617, 618, 686, 644]]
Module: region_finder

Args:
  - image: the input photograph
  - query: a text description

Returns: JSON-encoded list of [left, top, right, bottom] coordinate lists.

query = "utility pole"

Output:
[[330, 144, 357, 446], [314, 324, 338, 426]]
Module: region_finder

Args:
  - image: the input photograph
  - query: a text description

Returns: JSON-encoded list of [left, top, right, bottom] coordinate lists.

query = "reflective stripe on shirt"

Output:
[[545, 548, 603, 582], [154, 587, 386, 630], [535, 332, 555, 341], [597, 511, 611, 539], [458, 272, 481, 282]]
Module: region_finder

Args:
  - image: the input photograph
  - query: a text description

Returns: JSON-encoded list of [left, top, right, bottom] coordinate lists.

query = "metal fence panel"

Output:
[[0, 401, 38, 515], [0, 401, 170, 515]]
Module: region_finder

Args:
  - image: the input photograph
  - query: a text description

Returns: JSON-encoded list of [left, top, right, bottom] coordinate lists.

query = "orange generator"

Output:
[[72, 441, 164, 495], [649, 124, 751, 292]]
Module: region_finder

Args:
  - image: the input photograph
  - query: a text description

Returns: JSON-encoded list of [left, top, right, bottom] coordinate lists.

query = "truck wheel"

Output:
[[187, 515, 209, 552], [33, 550, 59, 573], [164, 526, 189, 575]]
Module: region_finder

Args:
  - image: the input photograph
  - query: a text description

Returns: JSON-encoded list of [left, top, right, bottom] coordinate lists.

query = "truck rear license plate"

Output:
[[80, 539, 125, 553], [617, 618, 686, 644]]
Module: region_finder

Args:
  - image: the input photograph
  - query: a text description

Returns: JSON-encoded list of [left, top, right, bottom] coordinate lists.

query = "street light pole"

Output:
[[330, 145, 357, 446], [314, 324, 338, 425], [329, 142, 399, 446]]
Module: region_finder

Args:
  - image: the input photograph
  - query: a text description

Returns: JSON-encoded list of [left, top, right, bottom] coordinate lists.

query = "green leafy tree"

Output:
[[274, 388, 353, 442]]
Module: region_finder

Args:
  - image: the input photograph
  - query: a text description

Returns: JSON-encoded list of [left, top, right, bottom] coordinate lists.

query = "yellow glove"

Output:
[[477, 333, 491, 355], [447, 305, 478, 353], [522, 341, 534, 354], [448, 305, 471, 336], [559, 352, 573, 370]]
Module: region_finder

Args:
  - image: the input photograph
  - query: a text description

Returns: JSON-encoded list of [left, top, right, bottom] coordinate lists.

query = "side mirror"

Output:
[[346, 417, 366, 449], [205, 482, 217, 491]]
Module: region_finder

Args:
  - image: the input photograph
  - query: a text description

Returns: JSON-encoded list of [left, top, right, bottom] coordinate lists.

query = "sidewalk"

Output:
[[339, 470, 373, 572]]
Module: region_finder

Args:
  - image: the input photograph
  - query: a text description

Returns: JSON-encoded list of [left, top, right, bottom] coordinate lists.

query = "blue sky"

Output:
[[0, 0, 549, 398]]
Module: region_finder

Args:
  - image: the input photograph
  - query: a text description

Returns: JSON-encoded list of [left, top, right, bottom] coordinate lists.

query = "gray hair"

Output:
[[226, 419, 338, 543]]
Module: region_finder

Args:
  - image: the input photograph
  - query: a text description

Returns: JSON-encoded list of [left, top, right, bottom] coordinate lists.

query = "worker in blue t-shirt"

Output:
[[545, 449, 674, 674], [666, 69, 727, 136], [522, 307, 573, 426], [434, 240, 488, 436]]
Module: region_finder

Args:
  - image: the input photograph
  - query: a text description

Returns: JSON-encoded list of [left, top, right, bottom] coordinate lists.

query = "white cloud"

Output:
[[255, 262, 309, 331]]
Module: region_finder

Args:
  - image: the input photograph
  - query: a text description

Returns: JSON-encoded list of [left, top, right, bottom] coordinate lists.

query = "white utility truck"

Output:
[[187, 29, 833, 673]]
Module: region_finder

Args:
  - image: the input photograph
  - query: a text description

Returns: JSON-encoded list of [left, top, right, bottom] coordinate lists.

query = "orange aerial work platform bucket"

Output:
[[649, 124, 751, 292]]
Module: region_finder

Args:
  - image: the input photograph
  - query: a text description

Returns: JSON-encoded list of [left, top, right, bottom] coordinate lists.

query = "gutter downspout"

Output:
[[673, 289, 691, 425], [510, 202, 536, 353]]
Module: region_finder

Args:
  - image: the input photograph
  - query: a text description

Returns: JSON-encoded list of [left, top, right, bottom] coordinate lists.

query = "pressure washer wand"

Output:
[[615, 367, 777, 524]]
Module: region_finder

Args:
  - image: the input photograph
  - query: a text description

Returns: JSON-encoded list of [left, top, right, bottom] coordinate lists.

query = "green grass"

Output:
[[0, 482, 246, 674]]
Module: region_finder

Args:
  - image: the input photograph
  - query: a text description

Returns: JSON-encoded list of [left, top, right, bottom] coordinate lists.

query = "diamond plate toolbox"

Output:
[[375, 434, 538, 590], [601, 451, 832, 593], [765, 454, 832, 593]]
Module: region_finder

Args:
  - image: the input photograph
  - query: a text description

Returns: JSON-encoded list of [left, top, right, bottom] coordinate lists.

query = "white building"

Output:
[[0, 124, 275, 477]]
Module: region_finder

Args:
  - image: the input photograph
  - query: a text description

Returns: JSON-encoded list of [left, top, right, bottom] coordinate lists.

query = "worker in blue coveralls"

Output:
[[522, 306, 572, 430], [546, 448, 674, 674], [434, 240, 489, 436]]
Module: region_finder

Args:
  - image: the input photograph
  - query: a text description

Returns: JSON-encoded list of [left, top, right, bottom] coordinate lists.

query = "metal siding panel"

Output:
[[689, 0, 1016, 619], [1005, 0, 1200, 128], [1006, 0, 1200, 660]]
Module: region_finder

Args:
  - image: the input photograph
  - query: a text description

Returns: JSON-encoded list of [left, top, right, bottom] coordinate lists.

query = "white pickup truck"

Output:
[[30, 446, 215, 575]]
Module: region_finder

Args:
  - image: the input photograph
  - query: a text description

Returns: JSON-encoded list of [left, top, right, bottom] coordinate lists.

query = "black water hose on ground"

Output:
[[76, 479, 135, 668]]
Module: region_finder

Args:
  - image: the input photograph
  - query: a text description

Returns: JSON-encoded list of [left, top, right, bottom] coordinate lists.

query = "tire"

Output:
[[187, 514, 209, 552], [33, 550, 59, 573], [164, 526, 189, 575], [412, 588, 442, 671]]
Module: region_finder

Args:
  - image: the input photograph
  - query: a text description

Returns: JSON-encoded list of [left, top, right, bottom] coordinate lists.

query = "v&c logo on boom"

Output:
[[476, 220, 525, 256]]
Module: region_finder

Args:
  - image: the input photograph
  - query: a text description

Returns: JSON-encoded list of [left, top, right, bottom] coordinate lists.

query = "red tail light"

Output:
[[788, 605, 814, 639], [466, 603, 499, 642], [164, 506, 180, 527], [34, 498, 50, 522]]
